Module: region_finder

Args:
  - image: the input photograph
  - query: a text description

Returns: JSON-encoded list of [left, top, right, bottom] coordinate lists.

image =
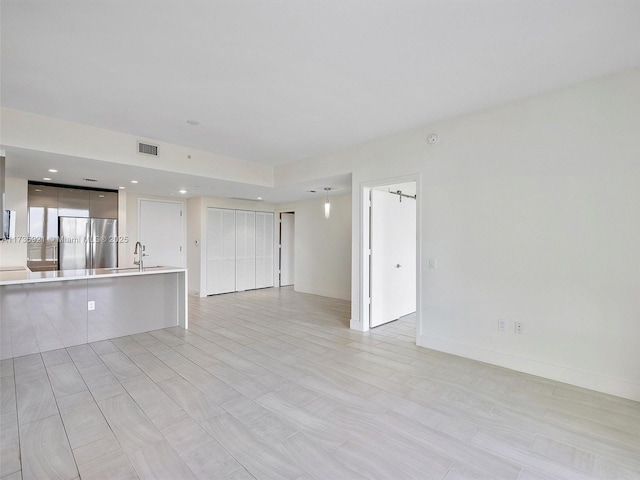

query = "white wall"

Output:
[[4, 67, 639, 400], [2, 107, 273, 187], [277, 68, 640, 401], [186, 197, 203, 296], [277, 194, 351, 301], [0, 177, 28, 267]]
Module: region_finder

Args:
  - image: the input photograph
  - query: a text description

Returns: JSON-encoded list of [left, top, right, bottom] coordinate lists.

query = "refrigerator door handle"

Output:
[[86, 221, 92, 269]]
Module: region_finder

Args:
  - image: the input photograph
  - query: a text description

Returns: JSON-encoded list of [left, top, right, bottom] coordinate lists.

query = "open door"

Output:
[[370, 189, 416, 327]]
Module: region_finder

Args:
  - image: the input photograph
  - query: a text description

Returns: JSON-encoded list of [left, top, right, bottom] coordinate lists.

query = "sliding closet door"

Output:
[[206, 208, 236, 295], [235, 210, 256, 291], [255, 212, 274, 288]]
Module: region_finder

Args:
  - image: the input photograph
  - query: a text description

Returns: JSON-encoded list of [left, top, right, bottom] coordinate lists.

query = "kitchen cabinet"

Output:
[[0, 266, 187, 360], [90, 190, 118, 218], [27, 184, 58, 271], [58, 187, 90, 217], [27, 183, 118, 271]]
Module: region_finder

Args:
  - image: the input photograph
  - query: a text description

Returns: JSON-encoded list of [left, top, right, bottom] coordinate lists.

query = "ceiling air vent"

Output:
[[138, 142, 158, 156]]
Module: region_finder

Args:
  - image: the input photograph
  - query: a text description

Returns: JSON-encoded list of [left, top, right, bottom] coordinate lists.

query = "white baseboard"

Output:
[[418, 335, 640, 402], [349, 318, 368, 332]]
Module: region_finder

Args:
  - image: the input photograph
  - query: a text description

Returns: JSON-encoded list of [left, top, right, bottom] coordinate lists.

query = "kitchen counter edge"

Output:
[[0, 267, 187, 286]]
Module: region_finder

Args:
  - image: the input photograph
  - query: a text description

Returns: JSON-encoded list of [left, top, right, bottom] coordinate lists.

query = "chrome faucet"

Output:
[[133, 242, 146, 271]]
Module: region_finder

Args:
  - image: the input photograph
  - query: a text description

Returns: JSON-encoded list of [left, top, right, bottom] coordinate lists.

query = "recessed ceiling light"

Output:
[[179, 189, 187, 194], [257, 197, 263, 200], [119, 186, 125, 190], [99, 195, 105, 198], [186, 120, 199, 126], [43, 177, 52, 181], [48, 169, 58, 173], [131, 180, 138, 184]]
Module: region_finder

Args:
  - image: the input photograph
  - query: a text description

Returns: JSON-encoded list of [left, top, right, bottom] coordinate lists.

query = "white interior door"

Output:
[[235, 210, 256, 291], [206, 208, 236, 295], [255, 212, 274, 288], [280, 212, 295, 286], [370, 189, 416, 327], [139, 200, 183, 267]]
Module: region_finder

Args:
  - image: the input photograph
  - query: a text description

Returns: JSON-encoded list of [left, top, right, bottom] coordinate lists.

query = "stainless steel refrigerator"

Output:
[[58, 217, 118, 270]]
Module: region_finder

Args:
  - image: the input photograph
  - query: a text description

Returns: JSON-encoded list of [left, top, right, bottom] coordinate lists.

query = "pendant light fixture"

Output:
[[324, 187, 331, 219]]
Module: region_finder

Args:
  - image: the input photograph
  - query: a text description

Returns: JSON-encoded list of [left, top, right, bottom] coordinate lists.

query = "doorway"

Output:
[[362, 179, 419, 330], [279, 212, 295, 287], [139, 199, 184, 267]]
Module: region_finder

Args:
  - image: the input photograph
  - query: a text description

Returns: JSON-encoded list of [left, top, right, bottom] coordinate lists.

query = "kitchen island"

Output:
[[0, 266, 187, 360]]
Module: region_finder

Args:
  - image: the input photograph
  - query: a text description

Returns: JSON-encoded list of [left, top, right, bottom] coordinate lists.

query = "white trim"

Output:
[[418, 334, 640, 402]]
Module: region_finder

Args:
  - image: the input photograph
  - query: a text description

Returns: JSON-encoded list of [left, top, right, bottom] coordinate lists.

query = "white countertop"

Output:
[[0, 266, 186, 286]]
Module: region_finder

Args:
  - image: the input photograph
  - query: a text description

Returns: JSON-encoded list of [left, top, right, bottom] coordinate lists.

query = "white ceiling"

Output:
[[3, 146, 352, 203], [2, 0, 640, 199]]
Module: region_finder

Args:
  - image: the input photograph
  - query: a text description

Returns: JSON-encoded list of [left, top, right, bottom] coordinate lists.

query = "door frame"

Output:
[[137, 198, 186, 267], [360, 174, 422, 337], [278, 211, 295, 287]]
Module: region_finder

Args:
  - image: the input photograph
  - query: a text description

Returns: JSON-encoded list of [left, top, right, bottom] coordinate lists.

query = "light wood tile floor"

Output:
[[1, 286, 639, 479]]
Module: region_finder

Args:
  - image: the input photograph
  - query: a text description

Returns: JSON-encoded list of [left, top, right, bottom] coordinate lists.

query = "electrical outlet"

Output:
[[498, 319, 506, 332], [515, 322, 522, 334], [88, 301, 95, 311]]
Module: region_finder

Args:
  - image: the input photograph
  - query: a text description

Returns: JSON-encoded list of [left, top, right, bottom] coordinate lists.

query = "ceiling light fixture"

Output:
[[179, 189, 187, 194], [257, 197, 263, 200], [43, 177, 52, 181], [119, 186, 125, 190], [48, 169, 58, 173], [324, 187, 331, 219], [130, 180, 138, 184]]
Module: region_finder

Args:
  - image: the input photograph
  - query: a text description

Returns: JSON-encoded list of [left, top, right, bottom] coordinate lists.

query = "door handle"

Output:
[[395, 264, 402, 268]]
